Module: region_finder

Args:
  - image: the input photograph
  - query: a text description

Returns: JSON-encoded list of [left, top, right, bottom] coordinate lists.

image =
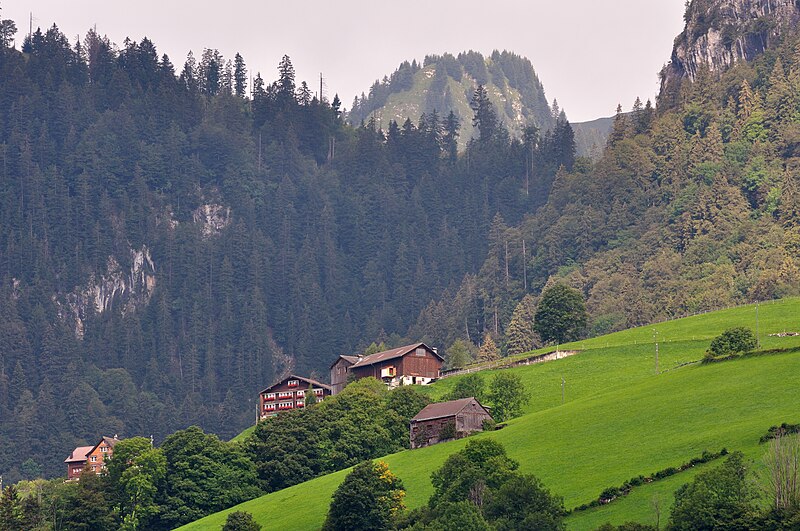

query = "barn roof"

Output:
[[350, 342, 443, 369], [260, 374, 332, 394], [64, 445, 94, 463], [329, 355, 360, 369], [411, 397, 489, 422]]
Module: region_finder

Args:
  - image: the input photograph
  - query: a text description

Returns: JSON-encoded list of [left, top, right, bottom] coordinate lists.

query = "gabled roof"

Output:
[[88, 436, 120, 456], [329, 355, 360, 370], [350, 342, 443, 369], [411, 397, 490, 422], [65, 445, 94, 463], [260, 374, 332, 394]]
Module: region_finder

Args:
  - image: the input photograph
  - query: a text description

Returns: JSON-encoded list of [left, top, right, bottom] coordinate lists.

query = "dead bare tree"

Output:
[[763, 433, 800, 511]]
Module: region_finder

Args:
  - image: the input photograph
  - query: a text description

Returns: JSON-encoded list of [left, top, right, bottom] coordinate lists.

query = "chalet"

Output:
[[409, 397, 493, 449], [65, 435, 119, 480], [258, 374, 332, 420], [330, 342, 443, 395]]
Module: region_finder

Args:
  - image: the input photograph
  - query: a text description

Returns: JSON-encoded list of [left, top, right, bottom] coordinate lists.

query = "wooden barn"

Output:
[[330, 355, 361, 395], [330, 342, 442, 394], [409, 397, 493, 449]]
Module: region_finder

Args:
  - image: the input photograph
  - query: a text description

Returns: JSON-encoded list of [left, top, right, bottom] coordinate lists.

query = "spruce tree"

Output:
[[478, 333, 500, 362], [233, 52, 247, 97], [470, 85, 497, 142], [505, 295, 540, 357]]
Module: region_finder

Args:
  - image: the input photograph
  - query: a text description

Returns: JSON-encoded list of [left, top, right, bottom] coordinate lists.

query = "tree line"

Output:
[[0, 9, 574, 481]]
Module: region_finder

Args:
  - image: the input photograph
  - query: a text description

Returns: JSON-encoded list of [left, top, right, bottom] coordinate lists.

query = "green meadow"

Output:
[[185, 298, 800, 530]]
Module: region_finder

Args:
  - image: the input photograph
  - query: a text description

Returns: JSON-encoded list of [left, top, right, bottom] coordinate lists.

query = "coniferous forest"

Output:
[[0, 14, 574, 481], [3, 0, 800, 490]]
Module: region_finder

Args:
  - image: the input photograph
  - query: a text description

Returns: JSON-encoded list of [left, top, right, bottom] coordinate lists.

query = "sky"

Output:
[[2, 1, 687, 123]]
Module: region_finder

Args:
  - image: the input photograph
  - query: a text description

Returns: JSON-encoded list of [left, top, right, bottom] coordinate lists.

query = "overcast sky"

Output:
[[3, 1, 686, 122]]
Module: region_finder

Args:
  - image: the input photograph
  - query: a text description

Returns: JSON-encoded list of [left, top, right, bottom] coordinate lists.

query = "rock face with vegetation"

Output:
[[662, 0, 800, 94]]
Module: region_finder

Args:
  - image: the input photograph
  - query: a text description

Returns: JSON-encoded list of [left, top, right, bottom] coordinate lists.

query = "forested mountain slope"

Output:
[[0, 16, 575, 480], [413, 1, 800, 357], [348, 50, 608, 155], [348, 51, 554, 147]]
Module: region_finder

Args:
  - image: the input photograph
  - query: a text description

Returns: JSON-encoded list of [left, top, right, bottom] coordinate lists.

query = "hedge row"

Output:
[[571, 448, 729, 513], [760, 422, 800, 444]]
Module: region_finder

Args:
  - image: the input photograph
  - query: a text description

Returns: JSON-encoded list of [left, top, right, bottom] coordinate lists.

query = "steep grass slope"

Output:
[[184, 299, 800, 530]]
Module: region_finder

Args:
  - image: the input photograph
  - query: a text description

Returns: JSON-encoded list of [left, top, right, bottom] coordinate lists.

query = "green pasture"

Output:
[[185, 298, 800, 530]]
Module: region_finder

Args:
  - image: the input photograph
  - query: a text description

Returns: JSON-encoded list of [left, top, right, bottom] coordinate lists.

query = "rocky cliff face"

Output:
[[56, 246, 156, 338], [662, 0, 800, 95]]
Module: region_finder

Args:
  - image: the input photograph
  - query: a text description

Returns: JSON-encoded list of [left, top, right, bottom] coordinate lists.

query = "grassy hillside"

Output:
[[182, 298, 800, 530]]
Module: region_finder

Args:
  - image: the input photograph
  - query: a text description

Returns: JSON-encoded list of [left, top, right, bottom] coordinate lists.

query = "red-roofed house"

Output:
[[65, 436, 120, 480], [331, 342, 443, 394], [409, 397, 492, 449], [258, 375, 332, 420]]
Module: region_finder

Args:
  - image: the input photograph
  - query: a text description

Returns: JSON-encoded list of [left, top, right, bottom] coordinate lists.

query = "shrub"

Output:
[[482, 418, 497, 432], [760, 423, 800, 443], [706, 327, 757, 359], [439, 421, 457, 441], [323, 460, 405, 531], [222, 511, 261, 531]]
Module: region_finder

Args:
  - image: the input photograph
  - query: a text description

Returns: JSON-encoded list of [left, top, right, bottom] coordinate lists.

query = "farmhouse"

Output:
[[65, 435, 120, 480], [410, 397, 493, 449], [330, 342, 443, 394], [259, 374, 332, 420]]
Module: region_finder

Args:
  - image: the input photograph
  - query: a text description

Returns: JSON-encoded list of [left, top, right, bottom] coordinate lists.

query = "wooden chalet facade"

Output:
[[410, 397, 492, 449], [65, 435, 119, 480], [330, 355, 360, 395], [258, 375, 332, 420], [330, 342, 443, 395]]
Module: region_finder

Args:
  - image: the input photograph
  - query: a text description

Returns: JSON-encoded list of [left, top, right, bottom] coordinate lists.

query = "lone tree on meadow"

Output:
[[488, 372, 529, 422], [534, 284, 587, 344], [706, 327, 758, 360], [323, 460, 405, 531], [222, 511, 261, 531]]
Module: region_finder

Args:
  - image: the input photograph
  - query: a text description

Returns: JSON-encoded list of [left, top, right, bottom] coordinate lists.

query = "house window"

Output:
[[288, 380, 299, 387], [90, 456, 97, 462], [296, 390, 305, 397], [101, 446, 108, 453], [416, 347, 426, 357], [91, 465, 97, 471], [314, 388, 323, 395]]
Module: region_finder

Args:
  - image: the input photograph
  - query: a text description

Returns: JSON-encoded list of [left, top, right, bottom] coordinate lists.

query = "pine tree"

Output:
[[505, 295, 540, 357], [443, 110, 460, 162], [477, 333, 500, 362], [766, 58, 794, 128], [470, 85, 497, 142], [277, 55, 296, 103], [233, 53, 247, 97], [608, 103, 627, 146]]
